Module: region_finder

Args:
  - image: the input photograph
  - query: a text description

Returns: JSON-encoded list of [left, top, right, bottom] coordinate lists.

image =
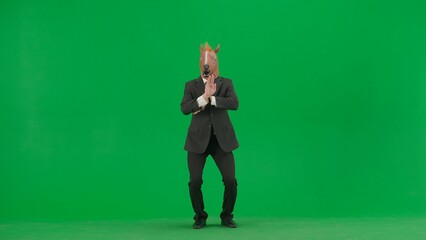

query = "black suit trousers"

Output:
[[187, 129, 237, 221]]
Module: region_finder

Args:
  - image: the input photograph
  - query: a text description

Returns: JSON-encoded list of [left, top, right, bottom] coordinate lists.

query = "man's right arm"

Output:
[[181, 82, 206, 115]]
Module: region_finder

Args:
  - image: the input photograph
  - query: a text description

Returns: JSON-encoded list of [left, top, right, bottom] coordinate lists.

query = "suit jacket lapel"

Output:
[[195, 77, 204, 97], [214, 77, 222, 96]]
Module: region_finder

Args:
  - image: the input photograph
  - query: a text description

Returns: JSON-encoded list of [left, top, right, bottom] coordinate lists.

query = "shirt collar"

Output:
[[201, 76, 219, 83]]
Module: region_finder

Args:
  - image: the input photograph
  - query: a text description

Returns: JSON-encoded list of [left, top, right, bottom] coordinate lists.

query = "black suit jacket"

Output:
[[181, 76, 239, 153]]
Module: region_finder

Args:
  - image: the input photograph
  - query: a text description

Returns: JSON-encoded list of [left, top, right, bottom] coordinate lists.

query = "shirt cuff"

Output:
[[197, 95, 208, 107], [210, 96, 216, 106]]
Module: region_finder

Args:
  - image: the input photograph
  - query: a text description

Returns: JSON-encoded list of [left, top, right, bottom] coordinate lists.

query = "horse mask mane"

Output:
[[200, 42, 220, 78]]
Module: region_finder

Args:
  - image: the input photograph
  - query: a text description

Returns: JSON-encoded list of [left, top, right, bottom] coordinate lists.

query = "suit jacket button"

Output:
[[210, 114, 213, 117]]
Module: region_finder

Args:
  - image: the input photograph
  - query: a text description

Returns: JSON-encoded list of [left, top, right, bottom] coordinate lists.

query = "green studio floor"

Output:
[[1, 217, 426, 240]]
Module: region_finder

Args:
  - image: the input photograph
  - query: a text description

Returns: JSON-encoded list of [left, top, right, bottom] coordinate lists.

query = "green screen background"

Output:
[[1, 0, 426, 222]]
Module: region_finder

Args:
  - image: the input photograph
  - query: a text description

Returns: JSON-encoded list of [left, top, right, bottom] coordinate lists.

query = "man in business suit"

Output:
[[181, 43, 239, 229]]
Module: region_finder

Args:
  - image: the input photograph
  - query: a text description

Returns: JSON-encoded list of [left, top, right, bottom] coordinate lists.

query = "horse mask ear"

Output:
[[214, 44, 220, 53], [200, 44, 205, 52]]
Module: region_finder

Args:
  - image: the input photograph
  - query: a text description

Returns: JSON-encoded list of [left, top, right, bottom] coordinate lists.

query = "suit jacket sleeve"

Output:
[[215, 80, 239, 110], [181, 82, 202, 115]]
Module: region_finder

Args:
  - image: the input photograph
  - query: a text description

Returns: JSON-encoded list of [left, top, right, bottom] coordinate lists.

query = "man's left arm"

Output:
[[212, 80, 239, 110]]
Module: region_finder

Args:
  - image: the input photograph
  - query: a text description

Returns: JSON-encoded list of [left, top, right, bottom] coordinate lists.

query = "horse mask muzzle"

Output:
[[203, 65, 210, 78], [203, 51, 210, 77]]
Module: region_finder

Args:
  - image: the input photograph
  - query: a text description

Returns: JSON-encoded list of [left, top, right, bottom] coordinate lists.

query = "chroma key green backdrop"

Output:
[[1, 0, 426, 222]]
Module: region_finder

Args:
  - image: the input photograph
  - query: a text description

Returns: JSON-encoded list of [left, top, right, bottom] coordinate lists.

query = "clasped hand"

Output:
[[193, 74, 216, 115], [203, 74, 217, 100]]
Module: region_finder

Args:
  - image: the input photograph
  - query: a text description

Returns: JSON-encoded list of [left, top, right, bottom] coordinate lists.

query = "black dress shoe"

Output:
[[221, 219, 237, 228], [192, 219, 206, 229]]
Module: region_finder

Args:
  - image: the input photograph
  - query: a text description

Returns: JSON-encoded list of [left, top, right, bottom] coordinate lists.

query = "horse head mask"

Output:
[[200, 42, 220, 78]]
